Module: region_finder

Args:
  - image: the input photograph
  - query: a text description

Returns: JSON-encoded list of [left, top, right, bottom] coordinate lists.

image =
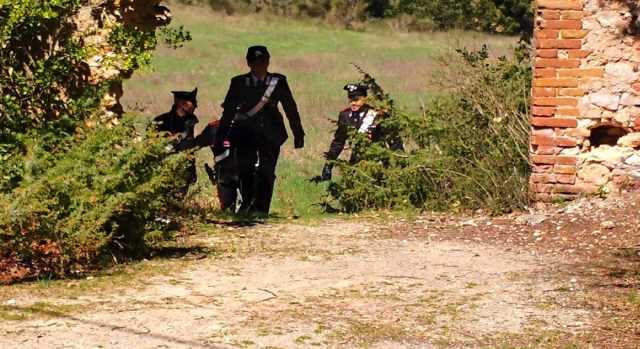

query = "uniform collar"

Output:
[[250, 72, 270, 84]]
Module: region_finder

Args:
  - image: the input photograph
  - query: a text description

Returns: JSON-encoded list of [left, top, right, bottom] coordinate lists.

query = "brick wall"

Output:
[[531, 0, 640, 201]]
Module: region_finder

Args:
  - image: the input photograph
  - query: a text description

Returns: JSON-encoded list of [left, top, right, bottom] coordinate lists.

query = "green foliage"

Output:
[[0, 1, 191, 193], [179, 0, 533, 36], [1, 0, 90, 191], [0, 117, 191, 277], [393, 0, 533, 37], [0, 1, 192, 281], [328, 46, 532, 214]]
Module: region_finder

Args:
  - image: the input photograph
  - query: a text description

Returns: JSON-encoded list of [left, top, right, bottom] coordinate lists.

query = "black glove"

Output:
[[204, 163, 217, 183], [294, 136, 304, 149], [310, 163, 332, 183]]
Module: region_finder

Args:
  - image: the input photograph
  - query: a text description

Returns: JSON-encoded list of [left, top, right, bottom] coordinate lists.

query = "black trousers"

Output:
[[215, 150, 240, 211], [232, 143, 279, 214], [254, 142, 280, 214]]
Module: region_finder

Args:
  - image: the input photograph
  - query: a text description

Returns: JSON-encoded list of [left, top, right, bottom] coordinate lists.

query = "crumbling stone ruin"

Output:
[[74, 0, 171, 122], [531, 0, 640, 201]]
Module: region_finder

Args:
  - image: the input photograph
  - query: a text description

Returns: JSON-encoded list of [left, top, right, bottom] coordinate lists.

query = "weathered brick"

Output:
[[534, 77, 579, 87], [537, 0, 584, 10], [557, 137, 578, 147], [532, 193, 552, 202], [535, 68, 557, 78], [554, 164, 577, 174], [555, 107, 580, 116], [557, 68, 604, 77], [535, 29, 560, 40], [532, 183, 555, 193], [556, 174, 576, 184], [531, 173, 557, 183], [542, 20, 583, 30], [533, 164, 554, 173], [561, 10, 584, 20], [532, 128, 555, 136], [532, 135, 556, 146], [555, 156, 578, 165], [559, 88, 585, 96], [531, 135, 577, 147], [532, 106, 556, 116], [554, 184, 598, 194], [540, 10, 561, 20], [567, 49, 591, 58], [537, 49, 558, 58], [561, 30, 588, 39], [533, 97, 578, 107], [531, 155, 557, 164], [536, 39, 582, 49], [535, 58, 581, 68], [537, 145, 560, 155], [565, 128, 591, 137], [533, 87, 556, 97], [532, 117, 578, 128]]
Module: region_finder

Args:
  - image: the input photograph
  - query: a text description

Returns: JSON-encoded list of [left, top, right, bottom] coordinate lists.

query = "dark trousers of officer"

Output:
[[215, 150, 240, 211], [254, 142, 280, 214], [234, 142, 279, 214], [236, 146, 257, 212]]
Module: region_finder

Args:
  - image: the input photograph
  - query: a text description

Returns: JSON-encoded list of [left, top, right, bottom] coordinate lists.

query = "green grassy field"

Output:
[[122, 2, 517, 218]]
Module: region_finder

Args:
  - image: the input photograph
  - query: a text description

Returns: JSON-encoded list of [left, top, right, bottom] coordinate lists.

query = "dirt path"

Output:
[[0, 217, 596, 349]]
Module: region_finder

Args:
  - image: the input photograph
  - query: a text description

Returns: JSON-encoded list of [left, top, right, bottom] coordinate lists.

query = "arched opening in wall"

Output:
[[589, 124, 629, 148]]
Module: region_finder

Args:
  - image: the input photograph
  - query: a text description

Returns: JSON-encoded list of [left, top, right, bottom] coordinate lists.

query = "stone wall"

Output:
[[73, 0, 171, 123], [531, 0, 640, 201]]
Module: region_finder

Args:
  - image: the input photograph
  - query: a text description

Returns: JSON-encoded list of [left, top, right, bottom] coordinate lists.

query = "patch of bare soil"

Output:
[[1, 193, 639, 348]]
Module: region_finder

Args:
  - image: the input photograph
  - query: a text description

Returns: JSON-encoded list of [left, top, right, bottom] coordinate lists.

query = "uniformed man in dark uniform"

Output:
[[196, 119, 243, 212], [215, 45, 305, 216], [153, 88, 200, 186], [313, 83, 403, 182]]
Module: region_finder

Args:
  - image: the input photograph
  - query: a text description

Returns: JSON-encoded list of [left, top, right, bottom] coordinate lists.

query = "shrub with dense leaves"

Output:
[[180, 0, 533, 36], [0, 1, 191, 282], [0, 0, 190, 193], [328, 46, 531, 214], [0, 117, 192, 278]]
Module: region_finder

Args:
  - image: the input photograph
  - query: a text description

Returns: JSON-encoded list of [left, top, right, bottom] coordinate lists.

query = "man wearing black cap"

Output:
[[215, 45, 305, 216], [154, 87, 200, 185], [312, 83, 403, 182]]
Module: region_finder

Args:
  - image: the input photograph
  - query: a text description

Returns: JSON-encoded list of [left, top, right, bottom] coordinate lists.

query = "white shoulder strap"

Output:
[[246, 76, 280, 117], [358, 109, 377, 133]]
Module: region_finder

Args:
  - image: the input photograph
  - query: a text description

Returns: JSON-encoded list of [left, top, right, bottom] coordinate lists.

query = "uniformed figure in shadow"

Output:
[[195, 119, 242, 212], [312, 83, 404, 182], [153, 88, 200, 189], [214, 45, 305, 216]]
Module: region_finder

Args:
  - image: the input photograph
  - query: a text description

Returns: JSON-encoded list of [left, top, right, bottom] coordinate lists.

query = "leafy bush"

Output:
[[0, 1, 190, 193], [328, 46, 531, 214], [179, 0, 533, 36], [393, 0, 533, 37], [0, 1, 192, 282], [0, 117, 191, 278]]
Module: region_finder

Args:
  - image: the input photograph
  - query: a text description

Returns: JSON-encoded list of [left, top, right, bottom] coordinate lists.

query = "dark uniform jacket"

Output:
[[326, 104, 403, 163], [216, 72, 304, 151], [153, 107, 199, 152]]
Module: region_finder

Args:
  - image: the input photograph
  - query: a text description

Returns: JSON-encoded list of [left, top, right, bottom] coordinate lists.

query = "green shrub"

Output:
[[0, 1, 190, 193], [178, 0, 533, 36], [393, 0, 533, 37], [0, 117, 191, 277], [328, 46, 531, 214]]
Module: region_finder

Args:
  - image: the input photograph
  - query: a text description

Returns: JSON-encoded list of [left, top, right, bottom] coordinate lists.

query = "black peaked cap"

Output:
[[246, 45, 270, 63], [172, 87, 198, 106], [344, 84, 368, 99]]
